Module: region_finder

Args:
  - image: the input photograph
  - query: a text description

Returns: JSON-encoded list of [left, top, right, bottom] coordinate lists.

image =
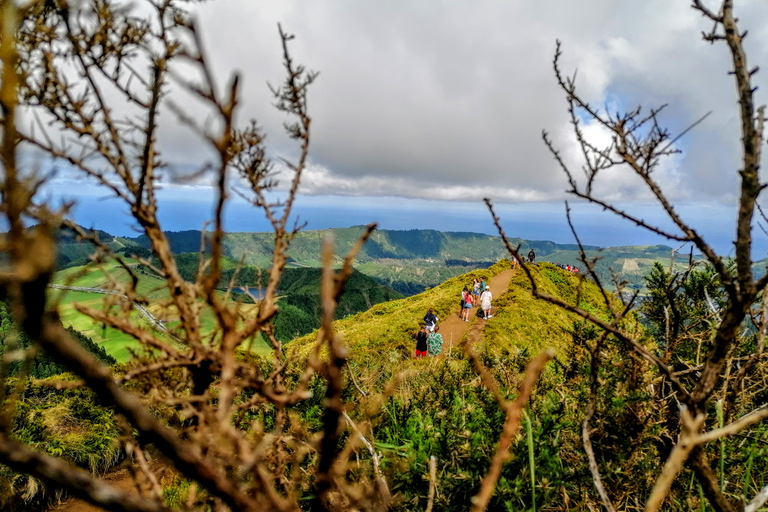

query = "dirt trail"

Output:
[[439, 268, 515, 351], [50, 469, 137, 512]]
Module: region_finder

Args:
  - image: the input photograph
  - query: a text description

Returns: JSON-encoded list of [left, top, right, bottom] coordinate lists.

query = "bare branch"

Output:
[[0, 433, 170, 512]]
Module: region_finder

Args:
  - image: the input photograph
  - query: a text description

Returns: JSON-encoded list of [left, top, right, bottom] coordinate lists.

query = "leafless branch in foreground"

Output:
[[0, 2, 387, 510], [488, 1, 768, 510]]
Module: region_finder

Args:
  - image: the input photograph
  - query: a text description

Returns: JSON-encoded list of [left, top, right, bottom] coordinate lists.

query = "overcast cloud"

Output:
[[150, 1, 768, 207]]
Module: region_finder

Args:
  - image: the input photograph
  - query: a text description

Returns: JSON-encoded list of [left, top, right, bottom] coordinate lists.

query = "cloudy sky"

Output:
[[166, 0, 768, 204], [49, 0, 768, 251]]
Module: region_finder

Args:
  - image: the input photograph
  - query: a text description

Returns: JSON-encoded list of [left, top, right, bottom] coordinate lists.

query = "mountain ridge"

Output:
[[54, 224, 720, 294]]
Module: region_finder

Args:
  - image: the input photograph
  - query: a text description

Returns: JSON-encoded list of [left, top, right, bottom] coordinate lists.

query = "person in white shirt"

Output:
[[480, 286, 493, 319]]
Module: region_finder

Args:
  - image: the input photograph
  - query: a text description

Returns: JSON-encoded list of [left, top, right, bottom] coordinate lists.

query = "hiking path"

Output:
[[437, 267, 515, 352]]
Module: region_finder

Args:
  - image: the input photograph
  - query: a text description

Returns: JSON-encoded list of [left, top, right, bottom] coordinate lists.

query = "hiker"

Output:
[[472, 278, 480, 298], [480, 286, 493, 319], [528, 249, 536, 263], [480, 278, 487, 294], [414, 324, 428, 358], [462, 290, 473, 321], [460, 286, 469, 317], [427, 325, 443, 356], [424, 308, 439, 332]]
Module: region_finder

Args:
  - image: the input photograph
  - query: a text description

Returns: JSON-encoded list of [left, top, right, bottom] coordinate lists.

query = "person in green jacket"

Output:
[[427, 325, 443, 356]]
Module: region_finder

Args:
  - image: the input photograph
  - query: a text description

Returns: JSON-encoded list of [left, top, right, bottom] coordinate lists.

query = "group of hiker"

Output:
[[555, 263, 580, 273], [511, 249, 535, 268], [413, 276, 495, 358], [461, 278, 493, 321]]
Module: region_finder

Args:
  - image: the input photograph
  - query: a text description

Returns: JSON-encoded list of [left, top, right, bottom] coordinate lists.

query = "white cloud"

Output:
[[273, 161, 551, 202], [63, 0, 768, 208]]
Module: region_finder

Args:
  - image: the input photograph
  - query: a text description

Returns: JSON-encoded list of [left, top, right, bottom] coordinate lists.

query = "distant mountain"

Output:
[[54, 224, 693, 294], [55, 225, 137, 268], [129, 226, 598, 264], [128, 227, 604, 293]]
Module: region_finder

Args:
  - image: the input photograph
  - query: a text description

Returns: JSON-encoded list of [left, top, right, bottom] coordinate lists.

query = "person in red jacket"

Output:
[[414, 324, 428, 358]]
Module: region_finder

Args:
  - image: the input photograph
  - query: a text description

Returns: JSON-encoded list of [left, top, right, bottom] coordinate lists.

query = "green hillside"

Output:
[[53, 224, 696, 296], [52, 225, 148, 269], [279, 260, 656, 510], [128, 227, 681, 294], [51, 261, 174, 362], [50, 256, 404, 360]]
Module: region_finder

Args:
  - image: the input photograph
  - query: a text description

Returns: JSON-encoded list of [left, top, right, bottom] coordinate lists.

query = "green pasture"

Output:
[[51, 262, 273, 363]]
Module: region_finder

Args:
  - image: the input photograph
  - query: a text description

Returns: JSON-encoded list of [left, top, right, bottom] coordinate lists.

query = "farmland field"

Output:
[[51, 262, 273, 362]]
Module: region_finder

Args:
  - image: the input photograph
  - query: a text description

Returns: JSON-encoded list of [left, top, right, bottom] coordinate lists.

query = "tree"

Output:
[[0, 0, 385, 510], [0, 1, 550, 511], [486, 1, 768, 511]]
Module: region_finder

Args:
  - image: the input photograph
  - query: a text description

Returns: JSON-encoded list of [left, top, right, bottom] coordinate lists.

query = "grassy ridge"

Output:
[[482, 263, 612, 358], [287, 261, 513, 367], [281, 260, 630, 510], [289, 261, 608, 371]]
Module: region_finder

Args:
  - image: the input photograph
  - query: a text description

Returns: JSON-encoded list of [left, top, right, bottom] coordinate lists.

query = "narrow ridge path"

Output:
[[439, 268, 515, 352]]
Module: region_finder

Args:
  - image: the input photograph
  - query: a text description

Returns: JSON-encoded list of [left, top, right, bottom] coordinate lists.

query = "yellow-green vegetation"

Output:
[[288, 260, 510, 365], [483, 262, 616, 359], [281, 260, 661, 510], [290, 260, 612, 371], [0, 376, 121, 512]]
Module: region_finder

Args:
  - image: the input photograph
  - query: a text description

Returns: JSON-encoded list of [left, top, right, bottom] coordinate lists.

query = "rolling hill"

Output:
[[54, 224, 730, 295]]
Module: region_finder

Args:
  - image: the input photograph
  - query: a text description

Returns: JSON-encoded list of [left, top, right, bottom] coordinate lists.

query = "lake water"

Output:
[[242, 287, 268, 299]]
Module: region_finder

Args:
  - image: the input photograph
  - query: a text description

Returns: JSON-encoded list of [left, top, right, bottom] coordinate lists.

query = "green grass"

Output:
[[51, 264, 168, 363], [289, 260, 612, 378], [51, 261, 275, 362]]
